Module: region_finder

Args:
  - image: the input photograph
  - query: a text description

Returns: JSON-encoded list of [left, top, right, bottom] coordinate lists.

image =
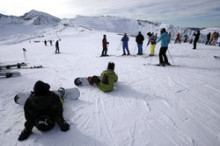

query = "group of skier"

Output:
[[43, 39, 60, 54], [102, 28, 171, 66], [206, 32, 219, 46]]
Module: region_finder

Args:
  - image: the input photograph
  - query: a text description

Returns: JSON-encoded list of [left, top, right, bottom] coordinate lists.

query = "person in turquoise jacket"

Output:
[[88, 62, 118, 92], [156, 28, 171, 66]]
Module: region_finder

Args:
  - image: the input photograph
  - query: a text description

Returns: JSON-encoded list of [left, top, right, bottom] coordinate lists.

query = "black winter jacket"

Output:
[[136, 34, 145, 44], [24, 91, 65, 131]]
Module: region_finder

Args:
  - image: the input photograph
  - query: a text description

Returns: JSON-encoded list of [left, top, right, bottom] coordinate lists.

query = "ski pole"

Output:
[[167, 49, 174, 64], [133, 45, 138, 55], [23, 48, 27, 63], [115, 42, 122, 55]]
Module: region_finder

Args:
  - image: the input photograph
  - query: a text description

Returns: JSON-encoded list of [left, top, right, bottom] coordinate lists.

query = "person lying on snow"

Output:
[[88, 62, 118, 92], [18, 81, 70, 141]]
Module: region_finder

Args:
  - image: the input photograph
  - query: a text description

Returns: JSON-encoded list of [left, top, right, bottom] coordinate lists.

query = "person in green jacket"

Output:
[[88, 62, 118, 92]]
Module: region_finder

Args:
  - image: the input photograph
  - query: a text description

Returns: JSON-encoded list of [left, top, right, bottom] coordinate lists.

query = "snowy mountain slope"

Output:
[[201, 26, 220, 34], [0, 26, 220, 146], [1, 10, 220, 46], [0, 10, 61, 45], [21, 10, 61, 25], [61, 15, 199, 41]]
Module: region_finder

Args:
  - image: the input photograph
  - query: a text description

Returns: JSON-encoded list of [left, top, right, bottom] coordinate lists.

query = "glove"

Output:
[[60, 122, 70, 132], [18, 129, 31, 141]]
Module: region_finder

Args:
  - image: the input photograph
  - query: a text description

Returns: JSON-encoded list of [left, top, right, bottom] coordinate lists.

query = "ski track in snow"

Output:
[[0, 28, 220, 146]]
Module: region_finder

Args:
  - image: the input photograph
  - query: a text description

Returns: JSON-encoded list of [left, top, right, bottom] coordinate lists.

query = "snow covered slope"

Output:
[[61, 15, 198, 41], [21, 10, 61, 25], [2, 10, 219, 46], [0, 26, 220, 146], [0, 10, 61, 45]]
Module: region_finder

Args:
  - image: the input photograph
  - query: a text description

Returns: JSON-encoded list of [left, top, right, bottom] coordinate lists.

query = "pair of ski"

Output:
[[0, 62, 24, 78], [144, 63, 179, 67], [0, 71, 21, 78], [0, 63, 44, 78], [0, 62, 26, 70]]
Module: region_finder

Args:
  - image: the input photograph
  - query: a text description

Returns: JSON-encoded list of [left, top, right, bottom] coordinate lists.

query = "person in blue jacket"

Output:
[[121, 33, 130, 55], [156, 28, 171, 66]]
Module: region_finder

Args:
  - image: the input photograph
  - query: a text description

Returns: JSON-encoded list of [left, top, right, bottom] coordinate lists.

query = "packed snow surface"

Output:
[[0, 26, 220, 146]]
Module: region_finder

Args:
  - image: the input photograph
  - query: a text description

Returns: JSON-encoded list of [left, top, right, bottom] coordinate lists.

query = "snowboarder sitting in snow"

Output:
[[18, 81, 70, 141], [88, 62, 118, 92]]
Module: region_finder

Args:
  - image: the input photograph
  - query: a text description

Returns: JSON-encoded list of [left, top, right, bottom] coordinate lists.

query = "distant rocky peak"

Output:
[[21, 9, 61, 25]]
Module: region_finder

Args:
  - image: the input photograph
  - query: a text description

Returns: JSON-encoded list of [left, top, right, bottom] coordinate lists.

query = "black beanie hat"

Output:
[[107, 62, 115, 70], [147, 32, 152, 37], [160, 28, 166, 34], [34, 80, 50, 95]]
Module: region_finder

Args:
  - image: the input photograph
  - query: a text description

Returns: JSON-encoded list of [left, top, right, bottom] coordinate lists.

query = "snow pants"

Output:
[[137, 44, 143, 55], [90, 76, 101, 86], [55, 46, 60, 53], [159, 47, 169, 64], [150, 44, 156, 55], [102, 47, 108, 56], [193, 40, 198, 49], [122, 45, 130, 55]]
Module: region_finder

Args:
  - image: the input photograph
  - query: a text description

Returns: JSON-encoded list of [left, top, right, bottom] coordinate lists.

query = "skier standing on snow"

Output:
[[209, 32, 215, 45], [50, 40, 53, 46], [88, 62, 118, 92], [193, 30, 200, 49], [213, 32, 219, 45], [169, 32, 172, 38], [156, 28, 171, 66], [18, 81, 70, 141], [121, 33, 130, 55], [147, 32, 156, 56], [183, 35, 188, 43], [205, 32, 211, 45], [44, 40, 47, 46], [101, 35, 109, 56], [136, 31, 145, 55], [174, 33, 181, 43], [55, 40, 60, 54]]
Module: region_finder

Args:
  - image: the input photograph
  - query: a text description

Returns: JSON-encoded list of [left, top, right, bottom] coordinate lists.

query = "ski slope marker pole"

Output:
[[167, 49, 174, 64]]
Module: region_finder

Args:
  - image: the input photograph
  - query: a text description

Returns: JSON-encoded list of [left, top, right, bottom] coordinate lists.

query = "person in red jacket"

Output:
[[174, 33, 181, 43], [101, 35, 109, 56]]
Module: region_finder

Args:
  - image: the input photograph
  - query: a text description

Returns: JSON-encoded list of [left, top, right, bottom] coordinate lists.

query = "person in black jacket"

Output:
[[55, 40, 60, 54], [193, 30, 200, 49], [18, 81, 70, 141], [205, 32, 211, 45], [136, 31, 145, 55]]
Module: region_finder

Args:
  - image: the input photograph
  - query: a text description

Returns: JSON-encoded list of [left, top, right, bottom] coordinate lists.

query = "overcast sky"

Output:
[[1, 0, 220, 28]]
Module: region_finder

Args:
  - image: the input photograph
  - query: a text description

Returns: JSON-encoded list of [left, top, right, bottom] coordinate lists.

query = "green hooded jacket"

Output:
[[98, 69, 118, 92]]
